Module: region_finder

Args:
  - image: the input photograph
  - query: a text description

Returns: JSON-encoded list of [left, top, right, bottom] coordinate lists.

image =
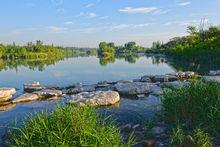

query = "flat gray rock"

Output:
[[115, 82, 153, 95], [34, 89, 63, 98], [69, 91, 120, 106], [13, 93, 39, 103], [203, 76, 220, 82]]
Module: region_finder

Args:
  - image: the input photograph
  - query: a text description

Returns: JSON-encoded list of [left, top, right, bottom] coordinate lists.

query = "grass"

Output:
[[170, 125, 212, 147], [9, 105, 134, 147], [162, 80, 220, 137]]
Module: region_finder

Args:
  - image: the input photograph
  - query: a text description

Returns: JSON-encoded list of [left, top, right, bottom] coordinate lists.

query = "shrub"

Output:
[[9, 105, 133, 147], [162, 80, 220, 136]]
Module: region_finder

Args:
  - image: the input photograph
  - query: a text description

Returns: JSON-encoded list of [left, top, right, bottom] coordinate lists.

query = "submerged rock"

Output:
[[209, 70, 220, 76], [12, 93, 39, 103], [33, 89, 63, 98], [24, 82, 42, 92], [66, 85, 96, 94], [69, 91, 120, 106], [203, 76, 220, 82], [0, 88, 16, 103], [0, 102, 16, 112]]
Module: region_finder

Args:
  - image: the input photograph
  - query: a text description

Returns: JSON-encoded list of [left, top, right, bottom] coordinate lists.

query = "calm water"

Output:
[[0, 56, 175, 143]]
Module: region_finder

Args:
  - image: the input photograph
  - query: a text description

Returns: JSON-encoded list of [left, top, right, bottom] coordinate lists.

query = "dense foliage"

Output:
[[0, 41, 97, 71], [9, 105, 133, 147], [146, 26, 220, 74], [162, 80, 220, 137], [97, 41, 145, 65]]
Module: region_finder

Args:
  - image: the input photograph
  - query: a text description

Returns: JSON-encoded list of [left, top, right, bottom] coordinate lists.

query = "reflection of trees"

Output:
[[98, 52, 143, 66], [148, 55, 220, 75], [99, 54, 115, 66], [0, 58, 64, 72]]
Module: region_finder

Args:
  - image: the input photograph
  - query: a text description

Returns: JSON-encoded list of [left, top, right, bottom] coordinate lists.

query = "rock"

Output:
[[151, 126, 166, 135], [160, 81, 189, 88], [133, 79, 141, 82], [203, 76, 220, 82], [137, 94, 146, 98], [138, 139, 156, 147], [154, 75, 178, 82], [33, 89, 62, 99], [0, 103, 16, 112], [69, 91, 120, 106], [66, 85, 96, 94], [0, 88, 16, 102], [175, 71, 196, 79], [12, 93, 39, 103], [140, 75, 154, 83], [209, 70, 220, 76], [117, 80, 133, 84], [95, 84, 115, 91], [149, 85, 163, 96], [115, 82, 152, 95], [24, 82, 42, 92]]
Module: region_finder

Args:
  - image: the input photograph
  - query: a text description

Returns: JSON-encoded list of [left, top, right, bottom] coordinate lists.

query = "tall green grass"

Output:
[[162, 80, 220, 137], [9, 105, 133, 147]]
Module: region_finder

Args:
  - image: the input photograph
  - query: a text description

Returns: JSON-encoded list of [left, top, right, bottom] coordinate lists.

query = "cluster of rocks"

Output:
[[203, 70, 220, 82], [67, 71, 196, 106], [0, 71, 199, 111], [0, 82, 63, 112]]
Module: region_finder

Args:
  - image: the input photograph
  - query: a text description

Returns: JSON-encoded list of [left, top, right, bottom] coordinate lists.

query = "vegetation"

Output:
[[0, 41, 97, 71], [9, 105, 133, 147], [170, 126, 212, 147], [162, 80, 220, 145], [146, 25, 220, 74], [97, 41, 145, 65]]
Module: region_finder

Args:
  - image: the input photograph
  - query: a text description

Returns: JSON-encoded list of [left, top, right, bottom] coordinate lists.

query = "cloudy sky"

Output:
[[0, 0, 220, 47]]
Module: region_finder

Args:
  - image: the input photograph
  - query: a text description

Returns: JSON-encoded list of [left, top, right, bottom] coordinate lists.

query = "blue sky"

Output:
[[0, 0, 220, 47]]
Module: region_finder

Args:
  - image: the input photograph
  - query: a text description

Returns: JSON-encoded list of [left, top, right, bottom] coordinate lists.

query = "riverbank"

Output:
[[1, 70, 220, 146]]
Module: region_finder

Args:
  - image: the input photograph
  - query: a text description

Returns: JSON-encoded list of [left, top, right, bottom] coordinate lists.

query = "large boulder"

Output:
[[115, 82, 153, 95], [69, 91, 120, 106], [24, 82, 42, 92], [12, 93, 39, 103], [0, 88, 16, 103]]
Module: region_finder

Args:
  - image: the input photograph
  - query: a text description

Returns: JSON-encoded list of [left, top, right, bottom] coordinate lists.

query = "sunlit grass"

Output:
[[9, 105, 133, 147]]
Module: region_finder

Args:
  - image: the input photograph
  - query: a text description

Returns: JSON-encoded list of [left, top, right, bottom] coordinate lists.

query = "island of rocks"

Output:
[[1, 70, 220, 112]]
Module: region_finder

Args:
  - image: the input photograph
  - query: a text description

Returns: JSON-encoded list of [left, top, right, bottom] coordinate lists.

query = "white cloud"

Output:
[[85, 3, 95, 8], [178, 1, 191, 6], [76, 12, 97, 18], [48, 26, 67, 33], [119, 7, 158, 14], [64, 21, 73, 25]]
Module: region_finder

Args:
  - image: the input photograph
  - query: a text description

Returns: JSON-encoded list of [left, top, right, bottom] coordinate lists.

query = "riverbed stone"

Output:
[[0, 88, 16, 103], [140, 75, 153, 82], [12, 93, 39, 103], [24, 82, 42, 92], [69, 91, 120, 106], [209, 70, 220, 76], [115, 82, 152, 95], [66, 84, 96, 94], [0, 103, 16, 112], [33, 89, 63, 98], [203, 76, 220, 82], [160, 81, 189, 88]]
